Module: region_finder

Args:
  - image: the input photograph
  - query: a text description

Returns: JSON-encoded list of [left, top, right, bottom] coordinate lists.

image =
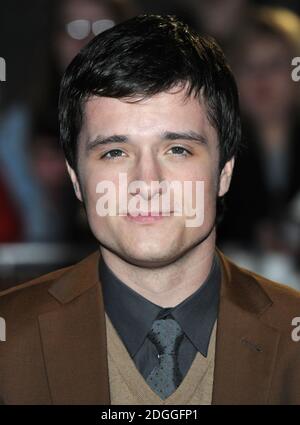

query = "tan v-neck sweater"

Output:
[[105, 313, 217, 405]]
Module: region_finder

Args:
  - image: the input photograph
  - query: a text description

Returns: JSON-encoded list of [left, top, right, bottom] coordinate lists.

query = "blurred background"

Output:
[[0, 0, 299, 290]]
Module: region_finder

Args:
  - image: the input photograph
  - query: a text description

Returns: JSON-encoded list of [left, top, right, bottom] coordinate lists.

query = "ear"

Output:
[[218, 157, 235, 197], [66, 160, 83, 202]]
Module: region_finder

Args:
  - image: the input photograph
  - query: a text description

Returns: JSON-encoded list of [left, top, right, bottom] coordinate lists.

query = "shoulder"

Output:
[[220, 250, 300, 301], [0, 265, 73, 319], [221, 252, 300, 332], [237, 261, 300, 308], [0, 249, 100, 320]]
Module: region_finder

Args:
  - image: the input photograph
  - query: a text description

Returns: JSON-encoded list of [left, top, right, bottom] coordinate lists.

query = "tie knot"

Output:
[[148, 318, 184, 355]]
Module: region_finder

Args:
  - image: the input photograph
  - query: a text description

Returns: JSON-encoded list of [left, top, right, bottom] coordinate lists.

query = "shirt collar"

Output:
[[170, 255, 220, 356], [99, 252, 221, 358]]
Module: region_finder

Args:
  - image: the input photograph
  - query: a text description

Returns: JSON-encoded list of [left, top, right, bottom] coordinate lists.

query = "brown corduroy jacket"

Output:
[[0, 248, 300, 405]]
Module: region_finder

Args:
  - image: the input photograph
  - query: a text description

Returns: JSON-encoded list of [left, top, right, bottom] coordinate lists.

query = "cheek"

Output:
[[79, 166, 119, 214], [179, 163, 218, 218]]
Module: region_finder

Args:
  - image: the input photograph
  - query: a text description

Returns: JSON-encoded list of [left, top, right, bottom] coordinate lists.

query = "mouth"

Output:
[[125, 211, 173, 223]]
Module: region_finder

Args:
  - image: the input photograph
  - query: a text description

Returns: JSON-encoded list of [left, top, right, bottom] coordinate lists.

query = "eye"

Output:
[[168, 146, 191, 156], [101, 149, 126, 160]]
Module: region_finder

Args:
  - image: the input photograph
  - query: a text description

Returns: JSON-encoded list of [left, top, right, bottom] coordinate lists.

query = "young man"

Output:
[[1, 15, 300, 405]]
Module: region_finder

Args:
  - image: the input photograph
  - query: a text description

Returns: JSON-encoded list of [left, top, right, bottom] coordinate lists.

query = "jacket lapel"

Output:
[[212, 251, 281, 404], [38, 250, 111, 404]]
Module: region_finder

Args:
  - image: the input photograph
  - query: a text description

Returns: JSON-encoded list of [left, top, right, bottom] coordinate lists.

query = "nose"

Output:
[[129, 151, 164, 201]]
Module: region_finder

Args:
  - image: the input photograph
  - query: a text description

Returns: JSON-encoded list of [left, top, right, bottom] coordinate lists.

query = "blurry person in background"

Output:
[[218, 8, 300, 287], [30, 0, 139, 243], [0, 0, 138, 243], [185, 0, 251, 53], [0, 171, 22, 242], [0, 96, 54, 242], [53, 0, 136, 72]]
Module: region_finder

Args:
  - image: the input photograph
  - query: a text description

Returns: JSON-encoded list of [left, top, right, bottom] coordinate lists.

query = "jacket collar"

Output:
[[216, 247, 273, 315], [212, 249, 280, 404], [48, 249, 101, 304], [39, 249, 110, 404], [48, 248, 273, 314]]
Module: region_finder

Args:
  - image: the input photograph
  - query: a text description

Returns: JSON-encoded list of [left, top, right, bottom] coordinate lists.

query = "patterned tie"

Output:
[[146, 317, 184, 399]]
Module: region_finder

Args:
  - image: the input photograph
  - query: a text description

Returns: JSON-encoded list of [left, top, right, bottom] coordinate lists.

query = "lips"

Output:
[[124, 211, 173, 224], [127, 211, 172, 217]]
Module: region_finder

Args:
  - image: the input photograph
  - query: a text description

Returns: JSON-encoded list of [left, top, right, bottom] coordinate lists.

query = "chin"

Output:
[[118, 241, 184, 268], [122, 253, 178, 268]]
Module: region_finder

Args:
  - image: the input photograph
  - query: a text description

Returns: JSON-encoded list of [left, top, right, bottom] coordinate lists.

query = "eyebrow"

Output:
[[86, 134, 128, 152], [161, 130, 207, 145], [86, 130, 207, 152]]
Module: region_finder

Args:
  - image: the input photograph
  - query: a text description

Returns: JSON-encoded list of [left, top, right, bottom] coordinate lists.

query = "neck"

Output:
[[99, 228, 216, 308]]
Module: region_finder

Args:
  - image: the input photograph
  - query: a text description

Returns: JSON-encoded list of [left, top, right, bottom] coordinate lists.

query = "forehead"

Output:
[[80, 88, 217, 142]]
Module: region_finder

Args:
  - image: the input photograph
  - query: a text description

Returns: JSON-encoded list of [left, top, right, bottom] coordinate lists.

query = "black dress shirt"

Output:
[[99, 253, 221, 381]]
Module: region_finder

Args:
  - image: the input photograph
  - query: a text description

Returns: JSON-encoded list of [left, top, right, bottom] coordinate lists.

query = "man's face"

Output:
[[236, 36, 295, 122], [67, 87, 234, 267]]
